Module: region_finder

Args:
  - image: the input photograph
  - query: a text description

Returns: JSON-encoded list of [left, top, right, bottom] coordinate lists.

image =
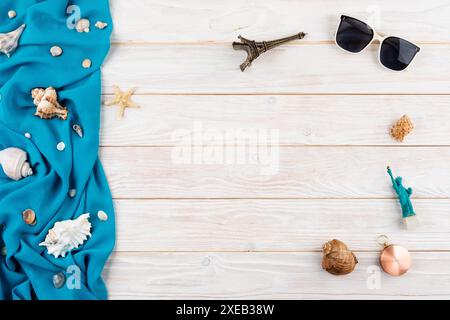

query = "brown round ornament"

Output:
[[321, 239, 358, 275]]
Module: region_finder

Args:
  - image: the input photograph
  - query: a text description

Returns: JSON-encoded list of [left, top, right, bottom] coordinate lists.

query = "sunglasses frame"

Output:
[[335, 15, 421, 72]]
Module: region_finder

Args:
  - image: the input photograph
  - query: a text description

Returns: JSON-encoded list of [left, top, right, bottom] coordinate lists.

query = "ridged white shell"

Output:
[[39, 213, 91, 258]]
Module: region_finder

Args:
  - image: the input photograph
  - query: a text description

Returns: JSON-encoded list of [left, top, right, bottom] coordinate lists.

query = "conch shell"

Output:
[[32, 87, 68, 120], [0, 147, 33, 180], [0, 24, 26, 57], [39, 213, 91, 258], [322, 239, 358, 275]]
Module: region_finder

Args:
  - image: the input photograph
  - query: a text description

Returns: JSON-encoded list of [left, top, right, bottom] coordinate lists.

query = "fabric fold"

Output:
[[0, 0, 114, 300]]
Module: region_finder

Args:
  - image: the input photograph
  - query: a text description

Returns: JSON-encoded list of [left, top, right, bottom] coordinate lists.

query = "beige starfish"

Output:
[[104, 85, 140, 118]]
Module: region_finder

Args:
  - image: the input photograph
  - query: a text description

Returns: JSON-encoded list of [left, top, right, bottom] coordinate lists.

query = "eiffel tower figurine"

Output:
[[232, 32, 307, 71]]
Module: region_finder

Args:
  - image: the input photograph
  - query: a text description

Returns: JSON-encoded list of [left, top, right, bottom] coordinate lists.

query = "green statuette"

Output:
[[387, 166, 416, 219]]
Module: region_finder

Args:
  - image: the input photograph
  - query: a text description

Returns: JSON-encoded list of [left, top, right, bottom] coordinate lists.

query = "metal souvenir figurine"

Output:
[[377, 235, 412, 276], [232, 32, 307, 71]]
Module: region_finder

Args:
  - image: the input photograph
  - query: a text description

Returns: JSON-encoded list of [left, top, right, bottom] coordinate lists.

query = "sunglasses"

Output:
[[335, 15, 421, 71]]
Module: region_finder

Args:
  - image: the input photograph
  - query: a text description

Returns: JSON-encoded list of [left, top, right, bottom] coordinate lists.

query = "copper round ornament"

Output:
[[378, 235, 411, 276], [22, 209, 36, 225]]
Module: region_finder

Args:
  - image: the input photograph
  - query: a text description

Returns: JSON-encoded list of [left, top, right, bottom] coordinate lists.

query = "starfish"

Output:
[[104, 85, 140, 118]]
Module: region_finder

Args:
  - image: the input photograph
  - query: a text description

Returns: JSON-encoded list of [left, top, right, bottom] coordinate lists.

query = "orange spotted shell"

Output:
[[322, 239, 358, 275]]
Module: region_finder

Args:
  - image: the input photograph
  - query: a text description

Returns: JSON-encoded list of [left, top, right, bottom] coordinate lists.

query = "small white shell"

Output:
[[97, 210, 108, 221], [95, 21, 108, 29], [68, 189, 77, 198], [8, 10, 16, 19], [72, 124, 84, 138], [76, 19, 90, 33], [50, 46, 62, 57], [57, 142, 65, 151], [82, 59, 92, 69], [24, 132, 31, 139], [39, 213, 92, 258]]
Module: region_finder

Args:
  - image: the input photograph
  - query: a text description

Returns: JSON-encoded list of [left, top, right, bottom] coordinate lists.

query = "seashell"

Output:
[[53, 272, 66, 289], [72, 124, 84, 138], [0, 24, 26, 57], [32, 87, 68, 120], [24, 132, 31, 139], [322, 239, 358, 275], [0, 147, 33, 181], [97, 210, 108, 221], [39, 213, 92, 258], [82, 58, 91, 68], [68, 189, 77, 198], [95, 21, 108, 29], [50, 46, 62, 57], [22, 209, 36, 225], [390, 115, 414, 142], [56, 142, 65, 151], [76, 19, 90, 33], [8, 10, 17, 19]]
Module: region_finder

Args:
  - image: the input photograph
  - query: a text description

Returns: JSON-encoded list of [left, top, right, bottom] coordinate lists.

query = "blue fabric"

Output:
[[0, 0, 114, 299]]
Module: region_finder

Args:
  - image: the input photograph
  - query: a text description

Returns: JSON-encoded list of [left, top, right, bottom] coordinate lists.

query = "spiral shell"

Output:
[[0, 147, 33, 180], [321, 239, 358, 275], [39, 213, 91, 258], [32, 87, 68, 120]]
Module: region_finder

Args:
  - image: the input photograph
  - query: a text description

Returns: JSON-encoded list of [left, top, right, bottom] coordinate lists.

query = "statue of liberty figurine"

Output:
[[387, 166, 419, 229]]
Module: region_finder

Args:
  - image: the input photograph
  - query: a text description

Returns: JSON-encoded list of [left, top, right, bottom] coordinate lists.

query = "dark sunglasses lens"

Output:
[[380, 37, 420, 71], [336, 16, 374, 53]]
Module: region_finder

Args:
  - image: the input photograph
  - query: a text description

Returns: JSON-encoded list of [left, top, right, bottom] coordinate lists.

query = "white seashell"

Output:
[[50, 46, 62, 57], [24, 132, 31, 139], [0, 147, 33, 181], [76, 19, 90, 33], [39, 213, 92, 258], [56, 142, 65, 151], [95, 21, 108, 29], [97, 210, 108, 221], [68, 189, 77, 198], [8, 10, 17, 19], [0, 24, 26, 57], [82, 58, 91, 68]]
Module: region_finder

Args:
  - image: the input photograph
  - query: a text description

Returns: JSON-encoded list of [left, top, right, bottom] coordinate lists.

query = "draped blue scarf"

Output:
[[0, 0, 114, 299]]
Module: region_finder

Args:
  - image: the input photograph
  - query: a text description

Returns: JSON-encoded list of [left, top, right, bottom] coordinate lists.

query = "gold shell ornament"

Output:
[[322, 239, 358, 275], [32, 87, 68, 120], [0, 147, 33, 180]]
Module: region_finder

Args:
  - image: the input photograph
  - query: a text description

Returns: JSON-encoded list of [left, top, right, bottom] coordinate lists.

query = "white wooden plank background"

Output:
[[101, 0, 450, 299]]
